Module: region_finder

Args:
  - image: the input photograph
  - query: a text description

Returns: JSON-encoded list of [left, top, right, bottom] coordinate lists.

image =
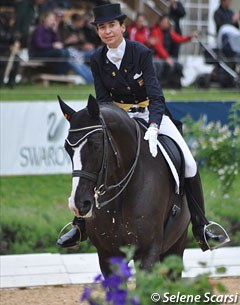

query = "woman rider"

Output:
[[57, 3, 228, 252]]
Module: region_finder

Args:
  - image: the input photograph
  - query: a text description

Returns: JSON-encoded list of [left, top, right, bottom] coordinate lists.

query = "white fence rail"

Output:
[[0, 247, 239, 288]]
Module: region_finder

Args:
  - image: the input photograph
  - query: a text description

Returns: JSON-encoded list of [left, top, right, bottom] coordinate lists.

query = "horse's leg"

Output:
[[138, 243, 161, 272], [97, 251, 114, 278], [159, 228, 188, 278], [160, 228, 188, 261]]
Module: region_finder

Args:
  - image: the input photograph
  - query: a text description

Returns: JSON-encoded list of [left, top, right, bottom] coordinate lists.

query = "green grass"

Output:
[[0, 84, 239, 102], [0, 170, 239, 254], [0, 84, 94, 101], [0, 174, 93, 254]]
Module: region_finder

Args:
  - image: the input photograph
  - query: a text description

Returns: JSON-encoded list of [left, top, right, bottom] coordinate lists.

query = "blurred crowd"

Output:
[[0, 0, 239, 88]]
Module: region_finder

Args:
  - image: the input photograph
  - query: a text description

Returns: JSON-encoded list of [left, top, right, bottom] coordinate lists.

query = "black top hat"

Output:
[[92, 3, 127, 25]]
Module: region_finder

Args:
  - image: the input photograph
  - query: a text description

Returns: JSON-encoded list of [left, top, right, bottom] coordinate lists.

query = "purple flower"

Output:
[[80, 287, 91, 301], [94, 274, 103, 283], [106, 290, 113, 302], [102, 274, 122, 289], [119, 261, 132, 279], [112, 289, 128, 305], [109, 256, 132, 279], [106, 288, 128, 305], [109, 257, 124, 265]]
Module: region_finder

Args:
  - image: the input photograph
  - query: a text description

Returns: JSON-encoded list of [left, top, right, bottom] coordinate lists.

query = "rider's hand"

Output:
[[190, 31, 198, 39], [166, 57, 174, 67], [144, 123, 159, 157]]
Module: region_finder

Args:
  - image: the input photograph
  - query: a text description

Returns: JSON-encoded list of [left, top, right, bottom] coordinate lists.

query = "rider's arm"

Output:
[[139, 47, 166, 126], [90, 54, 112, 104]]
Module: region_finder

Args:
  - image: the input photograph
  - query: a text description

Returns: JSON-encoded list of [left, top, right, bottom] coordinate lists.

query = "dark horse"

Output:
[[59, 94, 190, 276]]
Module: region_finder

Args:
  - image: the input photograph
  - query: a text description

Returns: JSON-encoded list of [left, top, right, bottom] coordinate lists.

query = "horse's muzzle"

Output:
[[76, 199, 94, 218]]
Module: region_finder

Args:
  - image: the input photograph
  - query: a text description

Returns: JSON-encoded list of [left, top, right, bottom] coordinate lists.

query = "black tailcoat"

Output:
[[90, 39, 166, 126]]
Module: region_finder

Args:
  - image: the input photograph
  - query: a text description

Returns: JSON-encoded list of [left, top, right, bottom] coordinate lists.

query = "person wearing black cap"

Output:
[[57, 3, 229, 252]]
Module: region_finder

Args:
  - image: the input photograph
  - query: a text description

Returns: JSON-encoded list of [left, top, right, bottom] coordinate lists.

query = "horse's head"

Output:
[[59, 95, 140, 218], [59, 94, 104, 218]]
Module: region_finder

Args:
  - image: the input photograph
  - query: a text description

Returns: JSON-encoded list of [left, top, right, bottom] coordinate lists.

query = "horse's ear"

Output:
[[58, 95, 75, 121], [87, 94, 99, 118]]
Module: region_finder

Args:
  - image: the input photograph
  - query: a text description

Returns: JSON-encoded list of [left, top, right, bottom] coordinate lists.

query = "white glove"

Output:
[[144, 124, 159, 157]]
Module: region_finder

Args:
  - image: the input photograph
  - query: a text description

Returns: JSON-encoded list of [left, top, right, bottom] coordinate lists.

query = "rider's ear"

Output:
[[87, 94, 100, 118], [58, 95, 75, 121]]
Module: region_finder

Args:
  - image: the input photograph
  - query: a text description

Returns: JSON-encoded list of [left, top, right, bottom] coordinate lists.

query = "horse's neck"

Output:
[[109, 122, 137, 167], [101, 108, 139, 188], [102, 106, 137, 160]]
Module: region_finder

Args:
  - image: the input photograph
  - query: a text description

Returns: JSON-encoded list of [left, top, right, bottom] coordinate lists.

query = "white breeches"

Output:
[[128, 111, 197, 178]]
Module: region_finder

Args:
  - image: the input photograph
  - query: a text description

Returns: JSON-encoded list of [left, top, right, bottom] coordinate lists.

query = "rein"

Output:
[[67, 114, 141, 209], [94, 116, 141, 209]]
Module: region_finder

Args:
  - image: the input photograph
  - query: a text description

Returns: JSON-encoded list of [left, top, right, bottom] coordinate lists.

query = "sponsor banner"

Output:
[[0, 101, 86, 176], [167, 101, 234, 125]]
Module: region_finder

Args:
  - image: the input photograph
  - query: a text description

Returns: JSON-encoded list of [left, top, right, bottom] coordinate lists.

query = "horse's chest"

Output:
[[86, 214, 139, 249]]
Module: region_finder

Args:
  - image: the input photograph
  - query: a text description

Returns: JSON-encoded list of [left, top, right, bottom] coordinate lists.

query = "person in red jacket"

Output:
[[150, 14, 197, 62], [149, 14, 197, 88], [128, 13, 150, 47]]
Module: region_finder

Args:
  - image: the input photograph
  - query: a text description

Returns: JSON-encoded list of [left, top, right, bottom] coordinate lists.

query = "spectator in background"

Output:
[[53, 8, 66, 31], [29, 12, 93, 83], [14, 0, 71, 48], [59, 13, 100, 65], [167, 0, 186, 58], [29, 11, 69, 73], [60, 13, 96, 51], [128, 13, 150, 47], [214, 0, 239, 33], [0, 11, 21, 87], [217, 24, 240, 59], [81, 12, 102, 49], [40, 0, 71, 11], [14, 0, 47, 47], [150, 15, 197, 64], [149, 15, 197, 88]]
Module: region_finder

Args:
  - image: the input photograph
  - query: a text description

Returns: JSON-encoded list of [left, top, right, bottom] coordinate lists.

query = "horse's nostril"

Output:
[[83, 200, 92, 208], [77, 200, 93, 216]]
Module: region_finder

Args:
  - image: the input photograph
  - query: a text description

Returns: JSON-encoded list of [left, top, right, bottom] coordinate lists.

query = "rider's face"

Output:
[[97, 20, 126, 48]]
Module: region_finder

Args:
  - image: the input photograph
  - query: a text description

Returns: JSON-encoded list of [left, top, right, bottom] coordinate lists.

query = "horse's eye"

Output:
[[88, 138, 102, 149]]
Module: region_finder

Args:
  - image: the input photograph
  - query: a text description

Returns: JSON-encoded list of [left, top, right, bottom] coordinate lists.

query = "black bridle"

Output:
[[66, 114, 141, 209]]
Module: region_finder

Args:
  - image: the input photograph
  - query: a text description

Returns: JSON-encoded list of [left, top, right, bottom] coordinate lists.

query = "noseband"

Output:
[[66, 114, 141, 209]]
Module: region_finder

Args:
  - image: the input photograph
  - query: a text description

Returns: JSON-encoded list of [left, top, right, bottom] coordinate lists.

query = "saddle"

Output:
[[134, 118, 185, 195]]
